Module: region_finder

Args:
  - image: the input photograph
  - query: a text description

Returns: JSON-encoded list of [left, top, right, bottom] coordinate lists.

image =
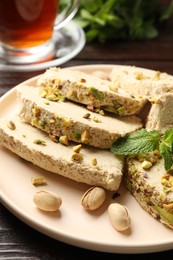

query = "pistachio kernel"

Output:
[[31, 176, 47, 186], [59, 135, 69, 146], [91, 157, 97, 166], [81, 130, 90, 143], [33, 139, 46, 146], [71, 152, 83, 162], [73, 144, 82, 153], [7, 120, 16, 130]]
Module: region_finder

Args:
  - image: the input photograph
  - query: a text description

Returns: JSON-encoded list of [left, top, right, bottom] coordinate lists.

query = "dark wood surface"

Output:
[[1, 16, 173, 259]]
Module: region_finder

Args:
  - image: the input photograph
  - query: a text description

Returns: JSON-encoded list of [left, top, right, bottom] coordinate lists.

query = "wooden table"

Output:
[[1, 16, 173, 258]]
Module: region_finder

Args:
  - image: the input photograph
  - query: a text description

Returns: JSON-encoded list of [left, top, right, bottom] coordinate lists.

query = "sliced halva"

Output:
[[109, 65, 173, 99], [17, 85, 143, 149], [36, 67, 146, 116], [126, 152, 173, 229], [0, 115, 124, 191]]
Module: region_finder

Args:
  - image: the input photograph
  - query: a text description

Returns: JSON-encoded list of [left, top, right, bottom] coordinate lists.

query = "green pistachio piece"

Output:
[[154, 205, 173, 224], [88, 87, 104, 101], [33, 139, 46, 146], [73, 131, 81, 141], [104, 107, 118, 114]]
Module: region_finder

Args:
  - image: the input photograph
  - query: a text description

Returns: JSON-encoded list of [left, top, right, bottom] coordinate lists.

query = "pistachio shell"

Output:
[[108, 203, 131, 231], [81, 187, 106, 210], [33, 190, 62, 212]]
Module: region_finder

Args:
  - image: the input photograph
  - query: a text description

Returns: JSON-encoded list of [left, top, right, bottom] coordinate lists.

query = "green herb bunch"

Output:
[[111, 128, 173, 171], [65, 0, 173, 43]]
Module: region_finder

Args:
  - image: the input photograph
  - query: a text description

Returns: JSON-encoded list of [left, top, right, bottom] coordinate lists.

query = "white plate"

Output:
[[1, 64, 173, 254], [0, 21, 85, 72]]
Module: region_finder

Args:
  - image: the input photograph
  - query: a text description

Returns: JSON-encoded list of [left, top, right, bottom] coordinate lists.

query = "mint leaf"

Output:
[[159, 129, 173, 170], [111, 128, 160, 155], [161, 128, 173, 152], [111, 128, 173, 171], [159, 142, 173, 171]]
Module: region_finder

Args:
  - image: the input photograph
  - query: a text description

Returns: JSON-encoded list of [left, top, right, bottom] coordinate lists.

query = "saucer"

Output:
[[0, 21, 86, 72]]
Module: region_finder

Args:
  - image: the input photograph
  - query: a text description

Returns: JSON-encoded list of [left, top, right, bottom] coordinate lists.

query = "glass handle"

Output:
[[54, 0, 80, 30]]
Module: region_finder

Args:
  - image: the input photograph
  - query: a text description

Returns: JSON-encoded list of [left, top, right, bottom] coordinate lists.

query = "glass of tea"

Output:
[[0, 0, 80, 64]]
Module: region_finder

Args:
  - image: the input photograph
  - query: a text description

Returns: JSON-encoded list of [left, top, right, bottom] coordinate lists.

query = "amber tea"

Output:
[[0, 0, 59, 49]]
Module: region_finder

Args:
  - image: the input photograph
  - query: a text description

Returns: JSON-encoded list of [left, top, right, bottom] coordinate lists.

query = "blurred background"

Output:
[[62, 0, 173, 43]]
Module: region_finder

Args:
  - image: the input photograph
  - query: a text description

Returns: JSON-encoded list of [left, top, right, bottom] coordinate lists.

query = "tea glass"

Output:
[[0, 0, 81, 64]]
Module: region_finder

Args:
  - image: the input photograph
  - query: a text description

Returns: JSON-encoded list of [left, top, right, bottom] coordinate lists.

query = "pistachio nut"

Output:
[[33, 190, 62, 212], [108, 203, 131, 231], [81, 187, 106, 211]]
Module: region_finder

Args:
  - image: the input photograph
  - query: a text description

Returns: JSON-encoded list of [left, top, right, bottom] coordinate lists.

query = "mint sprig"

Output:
[[159, 129, 173, 171], [111, 128, 173, 171], [111, 129, 160, 155]]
